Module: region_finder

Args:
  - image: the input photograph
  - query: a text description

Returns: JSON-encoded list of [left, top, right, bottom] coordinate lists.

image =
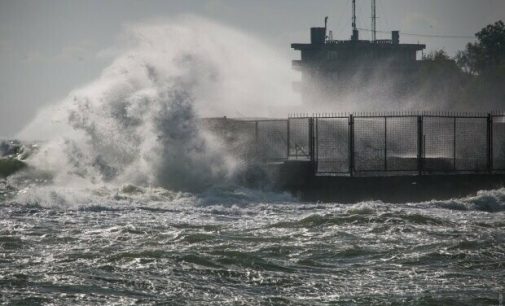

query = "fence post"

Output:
[[255, 120, 259, 161], [287, 118, 290, 159], [384, 117, 388, 171], [313, 117, 318, 173], [488, 113, 493, 173], [309, 117, 315, 163], [349, 114, 354, 176], [453, 117, 457, 171], [417, 115, 423, 175]]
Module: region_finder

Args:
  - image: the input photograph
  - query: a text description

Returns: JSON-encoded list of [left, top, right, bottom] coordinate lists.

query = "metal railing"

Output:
[[213, 112, 505, 177]]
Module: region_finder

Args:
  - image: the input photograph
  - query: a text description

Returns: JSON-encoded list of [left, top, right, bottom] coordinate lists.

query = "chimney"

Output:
[[311, 27, 326, 45], [392, 31, 399, 44]]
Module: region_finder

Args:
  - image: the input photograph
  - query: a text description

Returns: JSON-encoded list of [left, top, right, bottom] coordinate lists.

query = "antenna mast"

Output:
[[352, 0, 357, 31], [371, 0, 377, 42], [351, 0, 359, 40]]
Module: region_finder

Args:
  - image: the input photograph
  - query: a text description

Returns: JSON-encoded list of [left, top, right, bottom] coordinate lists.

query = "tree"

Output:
[[423, 50, 451, 62], [413, 50, 468, 108], [454, 21, 505, 110], [456, 20, 505, 75]]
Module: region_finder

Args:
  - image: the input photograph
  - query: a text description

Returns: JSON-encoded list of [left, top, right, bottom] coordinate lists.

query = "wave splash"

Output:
[[16, 16, 298, 193], [8, 16, 505, 210]]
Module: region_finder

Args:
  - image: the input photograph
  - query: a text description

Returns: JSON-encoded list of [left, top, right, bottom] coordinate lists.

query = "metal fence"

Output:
[[288, 118, 311, 160], [493, 115, 505, 170], [315, 117, 349, 174], [257, 120, 288, 162], [217, 112, 505, 176]]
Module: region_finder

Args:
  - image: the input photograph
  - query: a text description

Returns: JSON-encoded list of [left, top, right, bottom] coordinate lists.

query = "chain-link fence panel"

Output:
[[257, 120, 288, 162], [455, 117, 487, 171], [386, 117, 418, 171], [288, 118, 310, 160], [354, 117, 385, 172], [315, 117, 349, 174], [422, 117, 455, 172], [202, 118, 257, 165]]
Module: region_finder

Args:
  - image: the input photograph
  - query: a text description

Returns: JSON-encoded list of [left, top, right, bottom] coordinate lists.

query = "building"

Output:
[[291, 1, 426, 104]]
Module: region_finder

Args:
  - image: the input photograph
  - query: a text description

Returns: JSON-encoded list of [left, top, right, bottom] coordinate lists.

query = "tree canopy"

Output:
[[415, 20, 505, 110], [456, 20, 505, 75]]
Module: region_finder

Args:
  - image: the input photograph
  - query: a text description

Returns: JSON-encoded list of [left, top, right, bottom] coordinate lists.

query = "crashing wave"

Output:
[[15, 16, 298, 194]]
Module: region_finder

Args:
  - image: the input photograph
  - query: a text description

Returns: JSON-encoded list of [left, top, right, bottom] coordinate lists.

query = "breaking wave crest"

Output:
[[10, 184, 295, 210], [16, 15, 298, 195], [411, 188, 505, 212], [8, 180, 505, 213]]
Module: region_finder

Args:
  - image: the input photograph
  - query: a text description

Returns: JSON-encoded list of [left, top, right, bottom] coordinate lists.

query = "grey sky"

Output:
[[1, 0, 504, 137]]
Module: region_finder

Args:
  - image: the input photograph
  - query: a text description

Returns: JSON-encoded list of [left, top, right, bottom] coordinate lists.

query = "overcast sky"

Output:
[[1, 0, 504, 137]]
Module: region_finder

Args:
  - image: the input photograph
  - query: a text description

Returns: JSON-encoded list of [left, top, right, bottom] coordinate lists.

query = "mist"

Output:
[[16, 16, 301, 191]]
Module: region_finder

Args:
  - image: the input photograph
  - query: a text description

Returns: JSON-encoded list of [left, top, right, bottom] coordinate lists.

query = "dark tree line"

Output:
[[415, 20, 505, 110], [456, 20, 505, 76]]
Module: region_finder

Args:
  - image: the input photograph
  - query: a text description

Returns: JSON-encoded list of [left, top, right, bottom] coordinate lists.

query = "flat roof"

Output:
[[292, 40, 426, 51]]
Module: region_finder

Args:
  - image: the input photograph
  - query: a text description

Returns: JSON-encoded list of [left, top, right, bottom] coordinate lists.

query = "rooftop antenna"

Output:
[[351, 0, 359, 40], [325, 16, 329, 41], [371, 0, 377, 42]]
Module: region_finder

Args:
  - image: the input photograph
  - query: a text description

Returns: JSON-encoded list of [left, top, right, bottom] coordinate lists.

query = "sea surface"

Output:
[[3, 12, 503, 305], [1, 183, 504, 305]]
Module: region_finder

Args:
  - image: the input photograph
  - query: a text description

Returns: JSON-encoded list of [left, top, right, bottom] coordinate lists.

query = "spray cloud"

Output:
[[18, 15, 300, 192]]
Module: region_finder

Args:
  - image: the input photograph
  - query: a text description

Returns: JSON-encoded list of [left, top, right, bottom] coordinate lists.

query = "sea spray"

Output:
[[16, 16, 299, 192]]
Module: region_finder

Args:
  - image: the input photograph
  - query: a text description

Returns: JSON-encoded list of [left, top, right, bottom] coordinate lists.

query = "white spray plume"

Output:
[[17, 15, 300, 191]]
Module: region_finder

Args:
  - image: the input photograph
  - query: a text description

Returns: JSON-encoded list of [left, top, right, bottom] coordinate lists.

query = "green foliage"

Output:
[[422, 50, 451, 62], [421, 50, 461, 74], [456, 20, 505, 75], [0, 159, 27, 178], [414, 21, 505, 110], [413, 50, 469, 107], [454, 20, 505, 108]]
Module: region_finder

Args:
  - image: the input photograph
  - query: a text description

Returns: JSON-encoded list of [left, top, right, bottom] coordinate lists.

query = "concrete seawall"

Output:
[[274, 161, 505, 203]]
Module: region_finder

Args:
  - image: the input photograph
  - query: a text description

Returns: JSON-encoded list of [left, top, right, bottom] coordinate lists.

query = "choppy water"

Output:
[[4, 13, 504, 305], [1, 184, 505, 305]]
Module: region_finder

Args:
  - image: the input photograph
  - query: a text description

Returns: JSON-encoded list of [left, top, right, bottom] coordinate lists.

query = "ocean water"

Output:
[[3, 16, 505, 305], [1, 184, 504, 305]]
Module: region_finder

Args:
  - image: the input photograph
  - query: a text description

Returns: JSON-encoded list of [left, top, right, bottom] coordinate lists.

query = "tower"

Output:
[[351, 0, 359, 40], [371, 0, 377, 42]]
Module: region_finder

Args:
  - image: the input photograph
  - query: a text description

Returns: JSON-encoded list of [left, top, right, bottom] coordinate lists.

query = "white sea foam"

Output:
[[426, 188, 505, 212]]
